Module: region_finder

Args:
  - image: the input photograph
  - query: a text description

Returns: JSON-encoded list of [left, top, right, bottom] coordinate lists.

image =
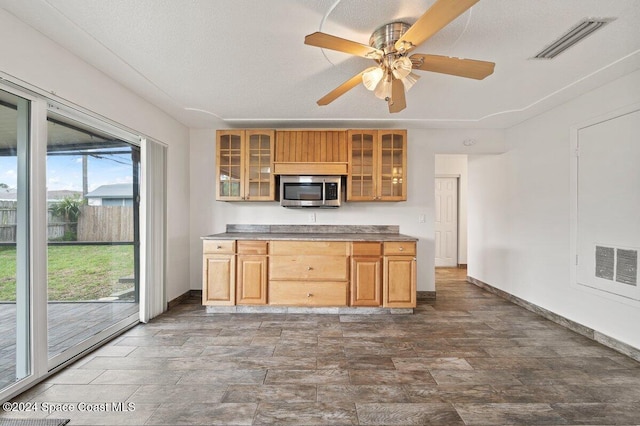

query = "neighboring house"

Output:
[[0, 190, 82, 201], [85, 183, 133, 206]]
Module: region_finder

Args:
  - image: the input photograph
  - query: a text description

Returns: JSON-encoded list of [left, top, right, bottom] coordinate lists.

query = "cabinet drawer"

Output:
[[352, 242, 382, 256], [269, 281, 348, 306], [270, 256, 348, 281], [203, 240, 236, 254], [237, 240, 268, 255], [383, 241, 416, 256], [270, 241, 349, 256]]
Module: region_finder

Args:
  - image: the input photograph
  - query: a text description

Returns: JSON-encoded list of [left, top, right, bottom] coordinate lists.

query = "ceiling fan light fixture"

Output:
[[362, 66, 384, 91], [401, 72, 420, 92], [391, 56, 412, 79], [374, 74, 392, 100]]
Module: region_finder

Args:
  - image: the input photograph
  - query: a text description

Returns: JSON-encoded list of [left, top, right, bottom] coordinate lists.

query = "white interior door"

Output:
[[435, 177, 458, 267]]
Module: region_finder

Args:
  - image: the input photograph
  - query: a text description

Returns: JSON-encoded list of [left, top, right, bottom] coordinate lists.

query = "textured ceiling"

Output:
[[1, 0, 639, 129]]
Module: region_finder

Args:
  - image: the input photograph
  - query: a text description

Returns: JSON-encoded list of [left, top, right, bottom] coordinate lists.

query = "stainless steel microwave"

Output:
[[280, 175, 342, 208]]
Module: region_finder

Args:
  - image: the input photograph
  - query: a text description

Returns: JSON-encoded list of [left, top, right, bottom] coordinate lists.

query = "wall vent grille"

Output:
[[595, 245, 638, 286], [595, 246, 615, 280], [616, 249, 638, 286], [532, 18, 615, 59]]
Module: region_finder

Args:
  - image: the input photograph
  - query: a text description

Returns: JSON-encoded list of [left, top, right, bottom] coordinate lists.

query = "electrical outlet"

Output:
[[308, 212, 316, 223], [418, 214, 426, 223]]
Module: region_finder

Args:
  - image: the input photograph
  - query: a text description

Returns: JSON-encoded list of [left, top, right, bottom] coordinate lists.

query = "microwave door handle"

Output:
[[322, 179, 326, 206]]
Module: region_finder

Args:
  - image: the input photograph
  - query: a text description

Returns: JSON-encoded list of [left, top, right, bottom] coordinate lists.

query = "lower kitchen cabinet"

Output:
[[383, 241, 417, 308], [269, 281, 348, 306], [351, 257, 382, 306], [236, 255, 267, 304], [203, 255, 235, 305], [350, 242, 382, 306], [383, 256, 416, 308], [269, 241, 349, 306], [236, 241, 268, 304], [202, 238, 416, 309]]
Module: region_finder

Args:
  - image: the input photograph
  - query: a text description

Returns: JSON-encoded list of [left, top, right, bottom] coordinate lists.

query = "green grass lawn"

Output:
[[0, 245, 134, 302]]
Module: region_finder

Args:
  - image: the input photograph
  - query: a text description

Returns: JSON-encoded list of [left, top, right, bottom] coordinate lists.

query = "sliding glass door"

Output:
[[0, 80, 164, 402], [0, 90, 31, 391], [46, 112, 140, 366]]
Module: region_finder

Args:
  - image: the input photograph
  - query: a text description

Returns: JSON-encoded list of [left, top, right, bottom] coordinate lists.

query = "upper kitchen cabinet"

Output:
[[275, 130, 347, 163], [348, 130, 407, 201], [273, 130, 348, 175], [216, 129, 275, 201]]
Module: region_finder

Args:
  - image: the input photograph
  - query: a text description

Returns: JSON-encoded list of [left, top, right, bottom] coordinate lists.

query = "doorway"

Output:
[[434, 154, 468, 270]]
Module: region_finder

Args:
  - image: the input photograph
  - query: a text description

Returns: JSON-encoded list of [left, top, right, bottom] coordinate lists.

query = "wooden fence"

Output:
[[77, 206, 133, 242], [0, 201, 133, 242], [0, 200, 17, 242]]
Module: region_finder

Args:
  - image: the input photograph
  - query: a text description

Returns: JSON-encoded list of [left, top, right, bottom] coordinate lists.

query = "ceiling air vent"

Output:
[[533, 18, 615, 59]]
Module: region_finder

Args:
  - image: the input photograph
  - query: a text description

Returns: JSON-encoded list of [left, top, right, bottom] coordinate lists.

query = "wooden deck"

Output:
[[0, 301, 138, 390]]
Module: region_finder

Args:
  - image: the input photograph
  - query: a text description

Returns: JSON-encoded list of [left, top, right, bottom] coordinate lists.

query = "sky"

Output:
[[0, 151, 134, 194]]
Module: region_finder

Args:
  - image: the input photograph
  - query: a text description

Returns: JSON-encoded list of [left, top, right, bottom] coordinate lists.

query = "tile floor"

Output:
[[2, 268, 640, 425]]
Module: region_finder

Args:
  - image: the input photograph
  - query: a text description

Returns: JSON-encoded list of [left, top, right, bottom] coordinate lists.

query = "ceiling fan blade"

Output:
[[395, 0, 480, 52], [317, 71, 365, 106], [388, 78, 406, 113], [305, 32, 383, 59], [410, 54, 495, 79]]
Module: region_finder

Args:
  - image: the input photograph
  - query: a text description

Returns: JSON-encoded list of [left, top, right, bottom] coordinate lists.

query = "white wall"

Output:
[[189, 128, 505, 293], [0, 9, 191, 301], [435, 155, 468, 265], [468, 69, 640, 349]]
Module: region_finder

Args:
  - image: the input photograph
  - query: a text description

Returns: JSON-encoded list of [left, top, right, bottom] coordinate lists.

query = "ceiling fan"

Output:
[[304, 0, 495, 113]]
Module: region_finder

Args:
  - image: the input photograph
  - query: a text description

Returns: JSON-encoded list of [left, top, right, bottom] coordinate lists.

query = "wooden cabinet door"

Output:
[[351, 257, 382, 306], [275, 130, 347, 163], [216, 130, 244, 200], [348, 130, 378, 201], [236, 255, 267, 304], [203, 255, 235, 305], [383, 256, 416, 308], [244, 130, 275, 201], [216, 130, 274, 201], [378, 130, 407, 201]]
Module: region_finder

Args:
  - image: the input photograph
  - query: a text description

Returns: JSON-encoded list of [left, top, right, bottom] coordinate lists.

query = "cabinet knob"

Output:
[[307, 293, 313, 297], [307, 266, 313, 271], [399, 247, 404, 251], [216, 245, 222, 249]]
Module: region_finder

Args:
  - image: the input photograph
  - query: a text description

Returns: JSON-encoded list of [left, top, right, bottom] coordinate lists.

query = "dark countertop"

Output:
[[202, 232, 417, 242], [201, 224, 418, 242]]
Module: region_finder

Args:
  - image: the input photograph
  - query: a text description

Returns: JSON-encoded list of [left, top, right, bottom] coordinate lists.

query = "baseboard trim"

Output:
[[417, 291, 436, 300], [168, 289, 202, 310], [467, 276, 640, 362], [173, 289, 430, 308], [457, 263, 467, 269]]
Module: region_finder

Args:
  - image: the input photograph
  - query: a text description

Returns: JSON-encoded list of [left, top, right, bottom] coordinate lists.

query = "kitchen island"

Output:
[[202, 225, 417, 314]]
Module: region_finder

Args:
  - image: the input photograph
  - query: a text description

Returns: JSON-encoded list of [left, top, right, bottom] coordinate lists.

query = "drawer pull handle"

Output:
[[399, 247, 404, 251], [307, 266, 313, 271], [307, 293, 313, 297], [216, 245, 222, 249]]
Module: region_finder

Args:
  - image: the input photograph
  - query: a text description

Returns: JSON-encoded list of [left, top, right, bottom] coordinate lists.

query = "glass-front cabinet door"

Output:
[[347, 130, 377, 201], [379, 130, 407, 201], [216, 130, 274, 201], [348, 129, 407, 201], [216, 130, 244, 200], [245, 130, 274, 201]]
